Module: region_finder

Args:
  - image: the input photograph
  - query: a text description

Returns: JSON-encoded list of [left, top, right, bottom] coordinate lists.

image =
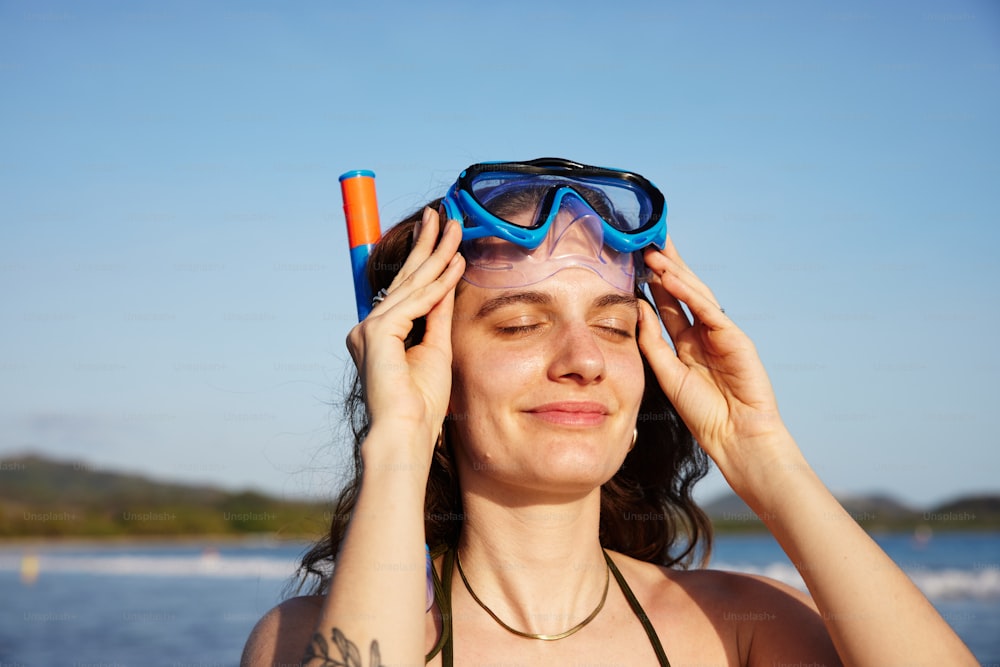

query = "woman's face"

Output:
[[448, 266, 645, 498]]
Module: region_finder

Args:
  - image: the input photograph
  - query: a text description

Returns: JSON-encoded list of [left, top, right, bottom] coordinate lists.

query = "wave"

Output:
[[0, 551, 299, 580], [2, 552, 998, 600], [712, 561, 1000, 601]]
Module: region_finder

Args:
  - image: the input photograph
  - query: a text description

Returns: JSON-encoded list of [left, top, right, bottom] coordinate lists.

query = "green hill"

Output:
[[2, 453, 996, 538], [0, 453, 332, 538], [703, 490, 1000, 532]]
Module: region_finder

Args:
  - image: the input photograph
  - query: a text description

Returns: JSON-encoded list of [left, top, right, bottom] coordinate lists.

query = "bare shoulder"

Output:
[[607, 552, 841, 666], [241, 594, 324, 667], [609, 549, 809, 603]]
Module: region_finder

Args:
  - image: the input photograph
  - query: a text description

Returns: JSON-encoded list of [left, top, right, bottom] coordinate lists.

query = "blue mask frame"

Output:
[[441, 158, 668, 253]]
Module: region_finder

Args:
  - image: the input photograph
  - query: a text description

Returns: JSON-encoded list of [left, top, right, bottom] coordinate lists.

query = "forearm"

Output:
[[306, 428, 430, 667], [738, 437, 976, 666]]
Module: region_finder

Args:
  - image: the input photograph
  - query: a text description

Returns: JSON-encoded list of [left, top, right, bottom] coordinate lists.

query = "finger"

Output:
[[644, 249, 717, 326], [386, 218, 462, 305], [637, 299, 689, 401], [369, 252, 464, 345], [422, 254, 465, 352], [388, 207, 441, 291], [375, 218, 463, 311], [644, 243, 727, 330], [663, 236, 726, 313], [664, 235, 697, 274], [346, 322, 365, 369], [645, 277, 691, 344], [644, 241, 721, 313], [659, 265, 729, 331], [645, 252, 716, 317]]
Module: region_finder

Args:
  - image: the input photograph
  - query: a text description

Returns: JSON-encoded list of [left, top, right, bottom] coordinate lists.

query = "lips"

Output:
[[526, 401, 610, 426]]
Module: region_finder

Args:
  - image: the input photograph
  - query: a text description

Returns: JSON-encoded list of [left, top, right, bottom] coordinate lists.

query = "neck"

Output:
[[454, 486, 609, 637]]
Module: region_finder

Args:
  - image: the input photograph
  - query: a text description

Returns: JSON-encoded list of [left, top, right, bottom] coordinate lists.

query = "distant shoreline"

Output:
[[3, 453, 998, 540], [0, 533, 311, 549], [2, 524, 997, 549]]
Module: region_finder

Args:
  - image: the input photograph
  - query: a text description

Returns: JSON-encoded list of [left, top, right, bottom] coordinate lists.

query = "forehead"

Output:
[[454, 268, 637, 318]]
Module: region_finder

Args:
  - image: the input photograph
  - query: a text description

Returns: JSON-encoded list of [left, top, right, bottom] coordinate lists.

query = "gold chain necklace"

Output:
[[455, 548, 610, 641]]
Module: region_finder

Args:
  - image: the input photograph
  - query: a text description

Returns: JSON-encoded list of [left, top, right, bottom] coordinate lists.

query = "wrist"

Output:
[[719, 429, 814, 511], [360, 422, 436, 484]]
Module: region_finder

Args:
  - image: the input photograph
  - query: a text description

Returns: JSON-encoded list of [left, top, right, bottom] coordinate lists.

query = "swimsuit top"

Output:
[[425, 547, 671, 666]]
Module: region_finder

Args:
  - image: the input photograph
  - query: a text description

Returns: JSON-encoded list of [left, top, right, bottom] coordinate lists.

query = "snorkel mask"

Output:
[[442, 158, 667, 292]]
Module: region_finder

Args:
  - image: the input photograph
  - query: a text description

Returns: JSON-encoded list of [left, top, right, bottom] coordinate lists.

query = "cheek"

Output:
[[613, 349, 647, 411], [449, 349, 544, 455], [451, 348, 541, 411]]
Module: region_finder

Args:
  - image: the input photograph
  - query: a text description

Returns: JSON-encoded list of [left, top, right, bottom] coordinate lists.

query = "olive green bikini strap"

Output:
[[603, 550, 671, 667], [430, 548, 669, 667], [425, 545, 453, 664]]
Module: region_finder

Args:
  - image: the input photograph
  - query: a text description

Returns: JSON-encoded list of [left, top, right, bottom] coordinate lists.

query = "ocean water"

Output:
[[0, 532, 997, 665], [709, 531, 1000, 663]]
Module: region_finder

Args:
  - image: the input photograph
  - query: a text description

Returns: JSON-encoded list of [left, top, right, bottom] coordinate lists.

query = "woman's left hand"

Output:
[[637, 236, 799, 493]]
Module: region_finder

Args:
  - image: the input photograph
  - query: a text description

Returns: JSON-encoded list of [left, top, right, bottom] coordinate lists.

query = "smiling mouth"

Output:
[[526, 402, 609, 426]]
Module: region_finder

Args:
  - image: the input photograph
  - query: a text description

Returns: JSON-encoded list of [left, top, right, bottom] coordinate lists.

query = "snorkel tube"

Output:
[[339, 168, 435, 610], [339, 170, 382, 320]]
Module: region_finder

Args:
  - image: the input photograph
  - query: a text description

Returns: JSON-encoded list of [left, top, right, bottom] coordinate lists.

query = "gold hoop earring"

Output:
[[629, 428, 638, 451], [436, 428, 445, 450]]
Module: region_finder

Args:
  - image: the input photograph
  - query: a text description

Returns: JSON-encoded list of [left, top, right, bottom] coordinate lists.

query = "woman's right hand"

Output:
[[345, 207, 465, 469]]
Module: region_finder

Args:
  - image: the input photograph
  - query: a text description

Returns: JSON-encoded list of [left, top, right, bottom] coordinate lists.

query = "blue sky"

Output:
[[2, 0, 998, 508]]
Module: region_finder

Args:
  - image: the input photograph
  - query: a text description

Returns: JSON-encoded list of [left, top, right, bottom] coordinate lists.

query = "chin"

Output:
[[521, 442, 624, 491]]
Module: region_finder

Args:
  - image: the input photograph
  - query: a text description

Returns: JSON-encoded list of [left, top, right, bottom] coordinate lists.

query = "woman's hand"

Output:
[[345, 208, 465, 467], [638, 236, 980, 667], [637, 236, 799, 493]]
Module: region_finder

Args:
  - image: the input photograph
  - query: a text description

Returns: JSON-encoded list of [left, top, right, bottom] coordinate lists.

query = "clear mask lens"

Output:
[[461, 191, 638, 291], [468, 172, 651, 234]]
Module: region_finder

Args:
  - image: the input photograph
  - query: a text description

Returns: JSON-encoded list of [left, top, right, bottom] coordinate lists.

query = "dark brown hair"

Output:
[[295, 199, 712, 593]]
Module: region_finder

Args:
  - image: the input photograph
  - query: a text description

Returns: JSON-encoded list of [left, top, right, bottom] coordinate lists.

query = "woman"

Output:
[[243, 159, 975, 666]]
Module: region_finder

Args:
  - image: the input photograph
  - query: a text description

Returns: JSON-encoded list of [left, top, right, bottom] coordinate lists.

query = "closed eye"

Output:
[[591, 294, 639, 340], [495, 316, 549, 336], [594, 322, 633, 339], [497, 323, 542, 335]]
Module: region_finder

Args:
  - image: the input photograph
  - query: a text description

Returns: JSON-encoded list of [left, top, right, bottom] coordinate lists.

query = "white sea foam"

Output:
[[713, 561, 1000, 601], [1, 552, 998, 599], [908, 567, 1000, 600], [0, 552, 298, 580]]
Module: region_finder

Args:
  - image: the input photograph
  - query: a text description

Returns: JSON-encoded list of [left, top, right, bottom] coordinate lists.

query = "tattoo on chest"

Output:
[[302, 628, 384, 667]]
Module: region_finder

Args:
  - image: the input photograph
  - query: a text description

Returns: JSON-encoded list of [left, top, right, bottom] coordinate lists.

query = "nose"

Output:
[[547, 318, 606, 385]]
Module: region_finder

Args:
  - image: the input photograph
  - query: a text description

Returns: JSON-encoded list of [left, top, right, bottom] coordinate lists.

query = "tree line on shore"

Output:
[[1, 454, 328, 538], [2, 453, 997, 538]]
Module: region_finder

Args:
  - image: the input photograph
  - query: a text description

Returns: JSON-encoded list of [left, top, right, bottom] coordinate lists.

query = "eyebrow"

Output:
[[472, 290, 638, 320], [593, 292, 640, 311], [474, 291, 552, 319]]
